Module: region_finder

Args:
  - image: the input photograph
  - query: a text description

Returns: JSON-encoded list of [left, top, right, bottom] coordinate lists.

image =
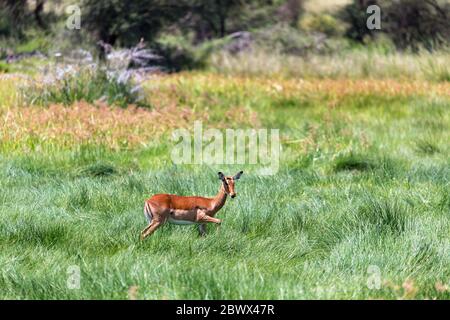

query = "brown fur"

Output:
[[140, 172, 242, 239]]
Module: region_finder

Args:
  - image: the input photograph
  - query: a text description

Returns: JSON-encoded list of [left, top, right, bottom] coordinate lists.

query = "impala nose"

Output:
[[231, 194, 236, 198]]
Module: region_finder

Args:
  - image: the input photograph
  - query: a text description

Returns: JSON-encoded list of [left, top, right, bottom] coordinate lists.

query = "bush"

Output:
[[339, 0, 380, 43], [253, 24, 332, 56], [153, 34, 210, 72], [0, 7, 13, 38], [23, 67, 146, 108], [0, 1, 27, 38], [341, 0, 450, 50], [299, 13, 343, 37], [15, 32, 51, 54], [21, 43, 158, 108], [0, 61, 10, 73], [383, 0, 450, 51]]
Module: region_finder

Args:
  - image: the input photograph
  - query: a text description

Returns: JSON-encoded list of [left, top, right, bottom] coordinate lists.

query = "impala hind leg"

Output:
[[141, 202, 155, 239], [140, 223, 153, 239], [140, 221, 163, 240]]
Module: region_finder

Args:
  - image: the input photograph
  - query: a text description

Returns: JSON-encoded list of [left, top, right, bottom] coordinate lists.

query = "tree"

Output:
[[34, 0, 46, 29], [82, 0, 186, 46], [174, 0, 287, 42], [186, 0, 245, 38], [0, 0, 28, 37], [339, 0, 380, 43], [341, 0, 450, 50], [383, 0, 450, 50], [277, 0, 304, 27], [82, 0, 278, 44]]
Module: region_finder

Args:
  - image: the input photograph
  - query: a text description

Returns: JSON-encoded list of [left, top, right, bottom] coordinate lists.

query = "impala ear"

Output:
[[233, 171, 243, 180], [218, 172, 225, 181]]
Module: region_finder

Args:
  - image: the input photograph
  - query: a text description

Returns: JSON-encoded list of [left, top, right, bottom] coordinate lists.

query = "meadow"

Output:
[[0, 67, 449, 299]]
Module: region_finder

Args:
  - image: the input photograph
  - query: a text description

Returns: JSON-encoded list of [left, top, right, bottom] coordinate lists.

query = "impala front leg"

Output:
[[200, 215, 222, 224], [198, 224, 207, 237], [196, 210, 222, 225]]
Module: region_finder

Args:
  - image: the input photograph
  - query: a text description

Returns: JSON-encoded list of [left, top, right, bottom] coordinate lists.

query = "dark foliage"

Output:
[[341, 0, 450, 50], [383, 0, 450, 50], [339, 0, 380, 43]]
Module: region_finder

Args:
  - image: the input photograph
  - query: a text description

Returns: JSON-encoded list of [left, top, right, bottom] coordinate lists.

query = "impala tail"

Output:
[[144, 201, 153, 224]]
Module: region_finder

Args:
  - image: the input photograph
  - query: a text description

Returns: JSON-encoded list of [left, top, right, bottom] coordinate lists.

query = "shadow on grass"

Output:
[[334, 153, 376, 172], [414, 138, 440, 155]]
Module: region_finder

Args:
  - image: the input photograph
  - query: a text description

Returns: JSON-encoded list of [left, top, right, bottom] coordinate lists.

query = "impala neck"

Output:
[[212, 183, 228, 211]]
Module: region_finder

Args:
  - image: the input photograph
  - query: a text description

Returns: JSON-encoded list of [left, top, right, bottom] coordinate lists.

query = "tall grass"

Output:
[[0, 71, 449, 299], [0, 162, 448, 299], [209, 48, 450, 81]]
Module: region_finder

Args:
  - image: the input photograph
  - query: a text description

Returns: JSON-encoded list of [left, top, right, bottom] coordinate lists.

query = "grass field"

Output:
[[0, 71, 449, 299]]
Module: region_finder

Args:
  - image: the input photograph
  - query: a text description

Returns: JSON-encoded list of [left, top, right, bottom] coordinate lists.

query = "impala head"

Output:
[[218, 171, 243, 198]]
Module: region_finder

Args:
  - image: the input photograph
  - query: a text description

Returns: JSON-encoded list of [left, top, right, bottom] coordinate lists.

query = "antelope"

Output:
[[141, 171, 243, 239]]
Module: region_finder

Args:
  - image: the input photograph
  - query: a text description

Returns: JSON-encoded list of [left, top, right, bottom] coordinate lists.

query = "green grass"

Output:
[[0, 73, 449, 299], [209, 47, 450, 82]]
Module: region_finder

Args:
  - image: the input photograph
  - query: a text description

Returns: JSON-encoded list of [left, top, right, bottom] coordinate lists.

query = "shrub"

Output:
[[339, 0, 380, 43], [0, 1, 27, 38], [154, 34, 210, 72], [299, 13, 343, 37], [23, 68, 145, 108], [0, 61, 10, 73], [383, 0, 450, 51], [341, 0, 450, 50], [21, 44, 157, 107], [253, 24, 332, 56], [14, 30, 51, 54]]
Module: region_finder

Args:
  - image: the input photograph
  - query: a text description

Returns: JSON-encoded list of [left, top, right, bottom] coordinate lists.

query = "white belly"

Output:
[[168, 217, 197, 225]]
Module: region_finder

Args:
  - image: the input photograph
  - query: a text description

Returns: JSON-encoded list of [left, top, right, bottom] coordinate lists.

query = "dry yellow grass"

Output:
[[210, 49, 450, 81], [148, 73, 450, 100], [0, 75, 27, 108], [0, 101, 202, 151], [304, 0, 351, 13], [2, 73, 448, 153], [0, 92, 259, 152]]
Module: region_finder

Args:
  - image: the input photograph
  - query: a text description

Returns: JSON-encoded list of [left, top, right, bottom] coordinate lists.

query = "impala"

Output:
[[141, 171, 243, 239]]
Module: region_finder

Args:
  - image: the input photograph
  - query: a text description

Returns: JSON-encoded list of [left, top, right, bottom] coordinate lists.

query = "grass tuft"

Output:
[[0, 71, 448, 299], [78, 162, 118, 178], [358, 196, 410, 234], [334, 154, 376, 172], [414, 139, 441, 155]]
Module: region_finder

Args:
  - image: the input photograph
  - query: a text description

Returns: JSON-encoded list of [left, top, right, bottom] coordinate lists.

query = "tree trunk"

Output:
[[34, 0, 46, 29]]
